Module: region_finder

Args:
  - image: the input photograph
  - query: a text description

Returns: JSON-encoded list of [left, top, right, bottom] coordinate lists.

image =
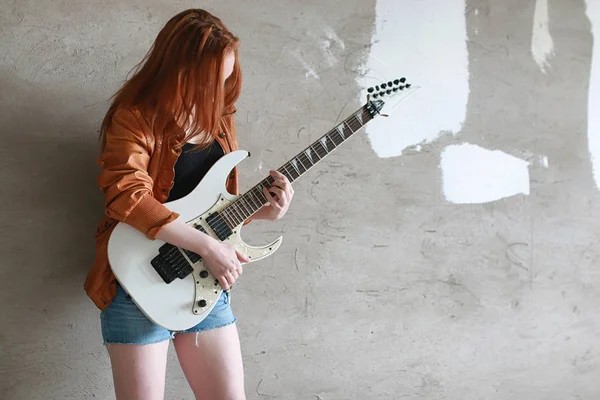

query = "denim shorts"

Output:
[[100, 284, 237, 345]]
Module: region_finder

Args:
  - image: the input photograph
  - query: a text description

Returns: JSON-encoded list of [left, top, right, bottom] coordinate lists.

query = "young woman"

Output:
[[84, 9, 294, 400]]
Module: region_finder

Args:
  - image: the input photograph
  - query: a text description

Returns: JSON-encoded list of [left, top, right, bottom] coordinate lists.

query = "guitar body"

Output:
[[107, 150, 282, 331]]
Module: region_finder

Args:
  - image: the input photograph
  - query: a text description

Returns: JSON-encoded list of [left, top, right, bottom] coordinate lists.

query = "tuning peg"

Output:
[[381, 83, 387, 89], [367, 87, 375, 93], [373, 93, 379, 99], [375, 85, 380, 91], [386, 89, 392, 94], [393, 79, 400, 85], [393, 87, 399, 92], [406, 83, 411, 88], [400, 77, 406, 83], [388, 81, 393, 87], [379, 91, 386, 97]]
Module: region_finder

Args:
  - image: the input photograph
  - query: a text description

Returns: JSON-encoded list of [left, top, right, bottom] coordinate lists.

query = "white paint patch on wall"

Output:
[[440, 144, 530, 204], [586, 0, 600, 190], [358, 0, 469, 158], [531, 0, 555, 74]]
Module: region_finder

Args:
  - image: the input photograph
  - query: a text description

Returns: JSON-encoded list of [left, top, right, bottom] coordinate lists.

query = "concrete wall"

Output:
[[1, 0, 599, 399]]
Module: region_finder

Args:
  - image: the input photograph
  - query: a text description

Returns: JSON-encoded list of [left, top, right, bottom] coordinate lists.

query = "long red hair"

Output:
[[100, 9, 242, 149]]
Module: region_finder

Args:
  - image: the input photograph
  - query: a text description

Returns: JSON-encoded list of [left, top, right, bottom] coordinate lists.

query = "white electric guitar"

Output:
[[107, 77, 419, 331]]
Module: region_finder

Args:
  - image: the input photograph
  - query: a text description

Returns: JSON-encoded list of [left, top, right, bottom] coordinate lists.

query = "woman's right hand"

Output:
[[200, 239, 250, 290], [154, 219, 250, 290]]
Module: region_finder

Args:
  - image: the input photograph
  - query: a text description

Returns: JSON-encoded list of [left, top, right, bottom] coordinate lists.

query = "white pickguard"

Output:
[[107, 150, 282, 331]]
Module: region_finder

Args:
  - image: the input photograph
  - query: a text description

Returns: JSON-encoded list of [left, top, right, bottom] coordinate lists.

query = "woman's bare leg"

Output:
[[173, 323, 245, 400], [106, 341, 170, 400]]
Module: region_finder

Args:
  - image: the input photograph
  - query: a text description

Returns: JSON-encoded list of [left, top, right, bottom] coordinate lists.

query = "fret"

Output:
[[330, 129, 344, 146], [240, 203, 250, 220], [319, 136, 331, 153], [227, 208, 242, 226], [291, 158, 307, 175], [252, 186, 268, 204], [350, 114, 362, 131], [244, 194, 258, 214], [238, 197, 253, 217], [246, 190, 261, 209], [220, 211, 236, 228], [336, 124, 345, 140], [244, 192, 257, 211], [254, 186, 266, 203], [281, 164, 299, 181], [287, 159, 300, 176], [304, 148, 315, 164], [309, 144, 324, 160], [229, 204, 242, 223], [226, 210, 239, 227], [346, 119, 357, 133], [233, 205, 245, 224], [355, 111, 363, 125], [265, 175, 276, 186], [297, 155, 312, 170], [325, 134, 337, 150]]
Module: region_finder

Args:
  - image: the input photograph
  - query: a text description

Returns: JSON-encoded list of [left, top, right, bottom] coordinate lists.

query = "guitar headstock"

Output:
[[365, 77, 420, 117]]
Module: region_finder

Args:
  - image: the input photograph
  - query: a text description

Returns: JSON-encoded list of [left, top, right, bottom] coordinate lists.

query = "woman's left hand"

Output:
[[257, 170, 294, 221]]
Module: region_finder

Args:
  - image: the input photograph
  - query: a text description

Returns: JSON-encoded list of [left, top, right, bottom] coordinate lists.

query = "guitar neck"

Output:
[[220, 103, 378, 226]]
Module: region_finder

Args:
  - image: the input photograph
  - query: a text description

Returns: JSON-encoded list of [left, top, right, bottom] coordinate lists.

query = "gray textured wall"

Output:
[[1, 1, 598, 399]]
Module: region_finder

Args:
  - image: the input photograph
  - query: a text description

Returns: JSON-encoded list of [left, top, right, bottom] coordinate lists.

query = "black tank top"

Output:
[[167, 140, 224, 202]]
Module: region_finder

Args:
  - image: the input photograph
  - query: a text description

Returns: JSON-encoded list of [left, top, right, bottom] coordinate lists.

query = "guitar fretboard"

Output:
[[219, 104, 376, 228]]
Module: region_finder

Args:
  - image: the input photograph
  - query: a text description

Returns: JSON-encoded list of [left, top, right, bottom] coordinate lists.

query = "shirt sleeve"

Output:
[[97, 108, 179, 239]]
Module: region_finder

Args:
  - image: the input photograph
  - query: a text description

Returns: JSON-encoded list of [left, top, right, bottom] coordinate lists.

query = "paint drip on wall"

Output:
[[440, 144, 530, 204], [586, 0, 600, 190], [531, 0, 555, 74], [358, 0, 469, 158]]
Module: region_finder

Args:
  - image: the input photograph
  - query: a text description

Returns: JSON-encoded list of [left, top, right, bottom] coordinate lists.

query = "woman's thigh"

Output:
[[100, 284, 174, 399], [107, 341, 170, 400], [173, 323, 245, 400], [173, 291, 245, 400]]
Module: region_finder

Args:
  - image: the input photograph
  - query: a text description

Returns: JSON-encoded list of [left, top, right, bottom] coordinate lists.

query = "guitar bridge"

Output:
[[150, 221, 208, 284], [150, 243, 199, 284]]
